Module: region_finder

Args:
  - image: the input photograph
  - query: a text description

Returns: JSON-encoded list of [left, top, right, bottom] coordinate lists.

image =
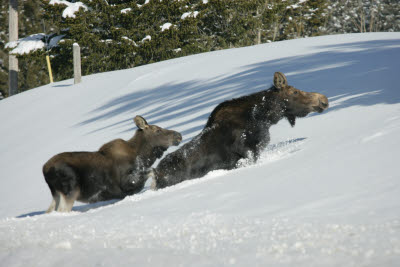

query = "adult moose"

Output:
[[152, 72, 329, 189], [43, 116, 182, 212]]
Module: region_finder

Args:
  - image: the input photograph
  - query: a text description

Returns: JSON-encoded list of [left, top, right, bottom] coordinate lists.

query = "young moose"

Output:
[[152, 72, 329, 189], [43, 116, 182, 212]]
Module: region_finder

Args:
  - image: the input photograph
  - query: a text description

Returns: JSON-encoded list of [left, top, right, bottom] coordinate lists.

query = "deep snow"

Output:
[[0, 33, 400, 266]]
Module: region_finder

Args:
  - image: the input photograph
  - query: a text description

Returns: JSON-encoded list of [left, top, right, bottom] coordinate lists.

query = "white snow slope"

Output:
[[0, 33, 400, 266]]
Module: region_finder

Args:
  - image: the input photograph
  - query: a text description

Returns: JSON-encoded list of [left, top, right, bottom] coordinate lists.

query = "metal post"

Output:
[[9, 0, 18, 95], [73, 43, 81, 84]]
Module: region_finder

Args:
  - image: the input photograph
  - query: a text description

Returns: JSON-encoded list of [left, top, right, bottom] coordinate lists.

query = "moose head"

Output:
[[134, 115, 182, 148], [273, 72, 329, 126]]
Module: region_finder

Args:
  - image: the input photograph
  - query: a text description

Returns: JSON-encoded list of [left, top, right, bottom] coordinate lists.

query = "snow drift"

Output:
[[0, 33, 399, 266]]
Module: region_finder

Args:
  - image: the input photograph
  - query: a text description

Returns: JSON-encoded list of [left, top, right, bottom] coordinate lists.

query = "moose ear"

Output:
[[134, 115, 149, 129], [273, 72, 288, 89]]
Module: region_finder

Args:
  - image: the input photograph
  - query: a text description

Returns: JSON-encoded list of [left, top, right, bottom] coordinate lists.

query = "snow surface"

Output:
[[137, 0, 150, 8], [120, 8, 132, 14], [141, 35, 152, 42], [287, 0, 308, 9], [49, 0, 88, 19], [160, 22, 173, 32], [181, 11, 199, 20], [0, 33, 400, 266]]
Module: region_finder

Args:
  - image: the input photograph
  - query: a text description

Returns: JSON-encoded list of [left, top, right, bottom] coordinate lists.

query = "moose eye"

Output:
[[293, 90, 298, 95]]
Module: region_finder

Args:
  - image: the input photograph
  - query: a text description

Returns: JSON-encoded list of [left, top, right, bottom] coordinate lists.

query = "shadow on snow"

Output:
[[16, 199, 121, 218], [75, 39, 400, 139]]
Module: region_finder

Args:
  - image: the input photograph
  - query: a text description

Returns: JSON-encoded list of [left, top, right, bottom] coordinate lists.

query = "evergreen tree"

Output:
[[201, 0, 260, 49], [285, 0, 328, 39], [324, 0, 400, 34], [260, 0, 290, 42], [1, 0, 399, 96]]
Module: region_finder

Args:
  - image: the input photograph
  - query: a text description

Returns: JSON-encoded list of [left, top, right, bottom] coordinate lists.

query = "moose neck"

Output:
[[128, 131, 166, 168], [250, 88, 286, 126]]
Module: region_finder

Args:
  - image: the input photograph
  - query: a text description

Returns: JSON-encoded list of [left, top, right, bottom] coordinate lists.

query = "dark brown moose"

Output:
[[152, 72, 329, 189], [43, 116, 182, 212]]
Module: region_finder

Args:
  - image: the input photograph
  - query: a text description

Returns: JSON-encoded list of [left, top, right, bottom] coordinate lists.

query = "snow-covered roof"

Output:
[[49, 34, 65, 48], [5, 34, 45, 55], [5, 33, 65, 55]]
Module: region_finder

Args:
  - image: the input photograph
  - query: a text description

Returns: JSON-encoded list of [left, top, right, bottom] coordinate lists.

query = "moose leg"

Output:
[[121, 171, 148, 195], [55, 187, 80, 212], [231, 130, 247, 157], [245, 128, 270, 161], [230, 128, 270, 165], [54, 192, 67, 212], [148, 169, 157, 190], [231, 129, 253, 163], [44, 163, 80, 212], [46, 200, 56, 213], [46, 193, 59, 213]]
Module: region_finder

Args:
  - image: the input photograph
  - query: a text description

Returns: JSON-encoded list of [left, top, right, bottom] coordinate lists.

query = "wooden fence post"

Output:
[[73, 43, 81, 84], [9, 0, 18, 96]]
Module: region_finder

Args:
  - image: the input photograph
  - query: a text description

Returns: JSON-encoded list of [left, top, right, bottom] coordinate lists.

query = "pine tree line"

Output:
[[1, 0, 399, 96]]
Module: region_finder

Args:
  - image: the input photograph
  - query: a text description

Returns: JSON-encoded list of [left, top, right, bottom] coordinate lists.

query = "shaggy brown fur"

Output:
[[153, 72, 329, 189], [43, 116, 181, 212]]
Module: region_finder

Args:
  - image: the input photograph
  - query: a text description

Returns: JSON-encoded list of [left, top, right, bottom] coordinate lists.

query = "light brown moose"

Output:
[[43, 116, 182, 212]]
